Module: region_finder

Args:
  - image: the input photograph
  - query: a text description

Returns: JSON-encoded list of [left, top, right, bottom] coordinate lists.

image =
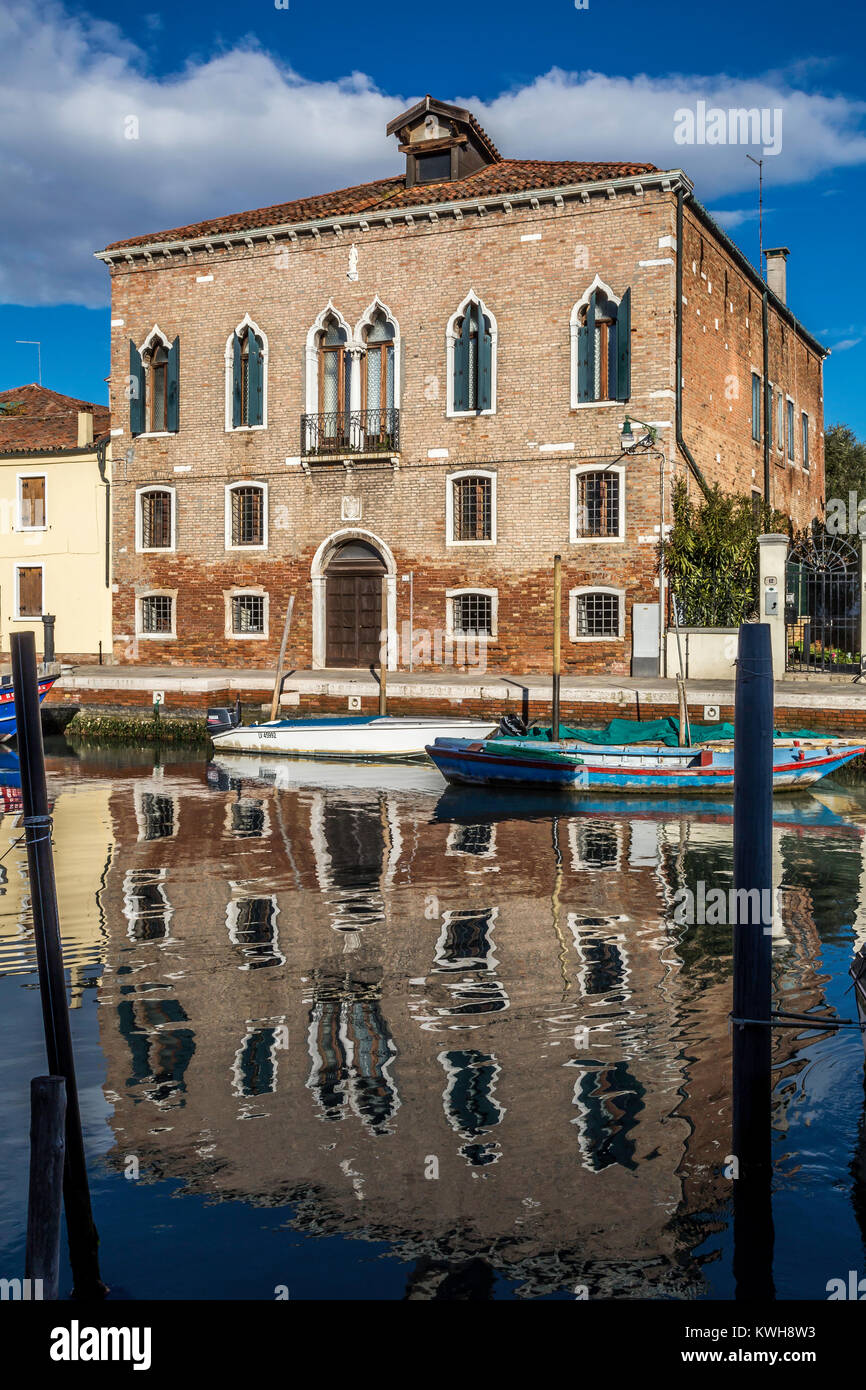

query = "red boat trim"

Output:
[[431, 745, 865, 778]]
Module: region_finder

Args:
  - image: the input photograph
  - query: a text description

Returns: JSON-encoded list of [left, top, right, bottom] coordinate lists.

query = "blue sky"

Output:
[[1, 0, 865, 439]]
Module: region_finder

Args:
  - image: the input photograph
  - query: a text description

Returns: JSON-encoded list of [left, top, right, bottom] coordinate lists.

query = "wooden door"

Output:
[[326, 574, 383, 667]]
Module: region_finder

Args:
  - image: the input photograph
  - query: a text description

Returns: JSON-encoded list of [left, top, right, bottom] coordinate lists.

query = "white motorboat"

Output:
[[210, 752, 445, 796], [210, 713, 499, 759]]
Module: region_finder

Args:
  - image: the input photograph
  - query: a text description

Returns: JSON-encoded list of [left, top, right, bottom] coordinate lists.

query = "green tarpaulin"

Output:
[[520, 718, 824, 747]]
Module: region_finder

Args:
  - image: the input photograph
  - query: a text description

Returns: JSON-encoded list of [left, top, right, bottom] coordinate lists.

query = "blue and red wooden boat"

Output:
[[0, 675, 58, 742], [425, 734, 865, 795]]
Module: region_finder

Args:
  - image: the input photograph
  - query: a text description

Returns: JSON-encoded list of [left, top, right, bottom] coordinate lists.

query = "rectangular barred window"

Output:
[[140, 594, 173, 634], [232, 593, 265, 635], [575, 470, 620, 537], [452, 592, 493, 636], [751, 373, 762, 442], [231, 486, 264, 546], [454, 476, 492, 541], [141, 490, 172, 548], [575, 591, 620, 638], [802, 412, 809, 471], [787, 399, 795, 461]]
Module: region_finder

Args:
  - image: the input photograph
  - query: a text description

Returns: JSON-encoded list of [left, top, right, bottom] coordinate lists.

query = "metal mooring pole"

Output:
[[731, 620, 775, 1299], [11, 631, 104, 1298]]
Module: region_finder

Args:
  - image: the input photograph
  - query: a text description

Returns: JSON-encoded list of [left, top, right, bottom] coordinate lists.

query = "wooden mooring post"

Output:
[[269, 594, 295, 723], [11, 631, 104, 1299], [731, 620, 775, 1299], [379, 581, 388, 716], [551, 554, 561, 741], [25, 1075, 66, 1301]]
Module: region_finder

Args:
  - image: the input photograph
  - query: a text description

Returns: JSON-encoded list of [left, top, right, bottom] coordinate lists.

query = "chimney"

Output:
[[77, 410, 94, 447], [765, 247, 789, 305]]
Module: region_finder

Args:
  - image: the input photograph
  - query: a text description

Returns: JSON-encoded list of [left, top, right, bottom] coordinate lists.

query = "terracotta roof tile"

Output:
[[102, 158, 658, 252], [0, 384, 110, 453]]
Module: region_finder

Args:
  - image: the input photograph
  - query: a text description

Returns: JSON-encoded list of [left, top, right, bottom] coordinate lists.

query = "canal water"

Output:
[[1, 737, 865, 1301]]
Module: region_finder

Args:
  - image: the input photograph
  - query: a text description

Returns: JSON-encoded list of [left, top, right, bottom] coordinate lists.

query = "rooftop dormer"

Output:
[[386, 95, 501, 189]]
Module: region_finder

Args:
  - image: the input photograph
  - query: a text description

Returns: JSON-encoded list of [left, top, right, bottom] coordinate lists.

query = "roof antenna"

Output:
[[16, 340, 42, 386], [746, 154, 763, 277]]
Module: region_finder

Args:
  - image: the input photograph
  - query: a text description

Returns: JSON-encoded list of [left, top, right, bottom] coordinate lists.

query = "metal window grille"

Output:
[[141, 491, 172, 548], [453, 592, 493, 636], [752, 375, 762, 441], [232, 593, 265, 634], [575, 591, 620, 637], [231, 486, 264, 545], [455, 476, 492, 540], [141, 594, 173, 634], [140, 793, 174, 840], [576, 471, 619, 537]]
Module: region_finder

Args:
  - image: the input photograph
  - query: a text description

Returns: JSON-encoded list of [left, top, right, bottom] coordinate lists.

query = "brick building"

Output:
[[97, 96, 826, 676]]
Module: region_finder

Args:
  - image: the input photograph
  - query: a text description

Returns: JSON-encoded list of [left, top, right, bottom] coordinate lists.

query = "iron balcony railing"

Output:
[[301, 408, 400, 458]]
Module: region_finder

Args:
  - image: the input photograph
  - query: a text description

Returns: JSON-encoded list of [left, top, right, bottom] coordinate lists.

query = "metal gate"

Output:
[[785, 529, 861, 674]]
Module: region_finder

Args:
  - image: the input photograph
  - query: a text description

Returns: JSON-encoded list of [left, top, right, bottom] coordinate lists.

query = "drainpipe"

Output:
[[675, 189, 711, 500], [762, 290, 771, 505]]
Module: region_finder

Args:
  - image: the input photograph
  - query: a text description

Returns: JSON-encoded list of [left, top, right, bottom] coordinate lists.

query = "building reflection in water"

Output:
[[21, 751, 864, 1299]]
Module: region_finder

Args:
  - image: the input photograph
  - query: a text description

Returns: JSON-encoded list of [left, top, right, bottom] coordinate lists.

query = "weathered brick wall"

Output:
[[680, 209, 824, 523], [106, 185, 824, 675]]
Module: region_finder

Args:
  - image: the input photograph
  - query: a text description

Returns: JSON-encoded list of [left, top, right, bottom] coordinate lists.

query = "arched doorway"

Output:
[[324, 539, 387, 667]]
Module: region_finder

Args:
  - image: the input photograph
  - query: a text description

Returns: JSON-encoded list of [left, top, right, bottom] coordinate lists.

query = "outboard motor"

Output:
[[498, 713, 527, 738], [207, 698, 241, 737]]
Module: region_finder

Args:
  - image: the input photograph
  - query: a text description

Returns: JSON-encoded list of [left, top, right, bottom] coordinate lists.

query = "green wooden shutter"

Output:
[[477, 303, 492, 411], [232, 333, 242, 428], [615, 287, 631, 402], [166, 336, 180, 432], [577, 294, 595, 402], [248, 333, 264, 425], [453, 308, 470, 412], [129, 340, 144, 436]]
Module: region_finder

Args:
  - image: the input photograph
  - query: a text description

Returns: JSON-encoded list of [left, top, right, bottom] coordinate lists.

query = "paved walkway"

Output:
[[50, 663, 866, 714]]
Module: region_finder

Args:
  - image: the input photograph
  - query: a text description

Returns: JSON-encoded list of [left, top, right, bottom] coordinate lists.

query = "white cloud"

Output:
[[2, 3, 865, 306], [831, 338, 862, 352]]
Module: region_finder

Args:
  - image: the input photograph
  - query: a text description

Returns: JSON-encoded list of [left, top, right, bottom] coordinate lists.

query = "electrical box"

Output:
[[764, 589, 779, 616]]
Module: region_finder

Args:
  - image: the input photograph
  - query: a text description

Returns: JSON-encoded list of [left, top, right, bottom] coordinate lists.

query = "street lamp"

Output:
[[619, 415, 658, 452]]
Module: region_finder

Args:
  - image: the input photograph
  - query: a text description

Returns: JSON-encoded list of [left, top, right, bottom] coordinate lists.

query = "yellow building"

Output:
[[0, 384, 112, 661]]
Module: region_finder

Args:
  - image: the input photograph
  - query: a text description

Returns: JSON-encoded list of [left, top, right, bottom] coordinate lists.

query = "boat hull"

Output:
[[212, 715, 499, 759], [0, 676, 58, 741], [426, 738, 865, 795]]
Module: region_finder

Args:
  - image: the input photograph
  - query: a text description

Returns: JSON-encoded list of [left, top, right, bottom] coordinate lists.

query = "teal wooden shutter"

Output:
[[453, 308, 471, 412], [248, 333, 264, 425], [166, 336, 180, 432], [477, 303, 492, 411], [577, 294, 595, 402], [129, 340, 144, 436], [232, 333, 242, 428], [615, 288, 631, 402]]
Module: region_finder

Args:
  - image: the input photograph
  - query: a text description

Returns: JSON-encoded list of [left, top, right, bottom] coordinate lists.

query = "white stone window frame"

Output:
[[786, 395, 796, 464], [224, 586, 269, 641], [445, 587, 499, 642], [224, 479, 269, 552], [304, 299, 402, 421], [226, 891, 284, 971], [445, 290, 498, 418], [569, 463, 625, 544], [135, 484, 176, 553], [569, 275, 623, 411], [568, 585, 625, 642], [13, 561, 44, 620], [16, 471, 47, 532], [122, 866, 175, 944], [224, 313, 268, 433], [133, 782, 180, 841], [135, 588, 177, 641], [446, 468, 497, 547], [136, 324, 175, 439]]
